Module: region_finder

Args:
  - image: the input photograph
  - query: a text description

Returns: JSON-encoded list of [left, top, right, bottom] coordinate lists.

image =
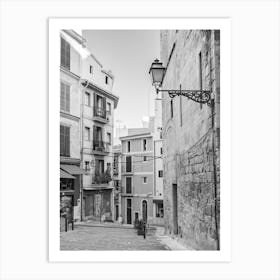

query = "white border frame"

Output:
[[49, 18, 231, 262]]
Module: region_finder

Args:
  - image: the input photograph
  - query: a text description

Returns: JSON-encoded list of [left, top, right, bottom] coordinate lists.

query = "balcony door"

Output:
[[93, 126, 103, 150], [95, 159, 104, 174], [94, 94, 106, 118]]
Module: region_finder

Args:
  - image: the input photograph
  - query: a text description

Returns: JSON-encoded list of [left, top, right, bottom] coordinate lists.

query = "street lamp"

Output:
[[149, 58, 212, 106]]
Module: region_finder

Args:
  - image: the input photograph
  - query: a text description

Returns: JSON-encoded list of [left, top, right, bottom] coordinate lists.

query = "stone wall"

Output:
[[161, 30, 220, 250], [177, 129, 219, 250]]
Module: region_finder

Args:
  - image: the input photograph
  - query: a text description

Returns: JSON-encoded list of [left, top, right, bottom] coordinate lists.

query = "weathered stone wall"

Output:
[[161, 30, 220, 250], [177, 130, 219, 250]]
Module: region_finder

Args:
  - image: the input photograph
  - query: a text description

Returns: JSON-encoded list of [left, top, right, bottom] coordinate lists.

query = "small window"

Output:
[[107, 132, 111, 145], [143, 139, 147, 151], [127, 141, 131, 153], [85, 161, 90, 172], [158, 170, 163, 178], [160, 147, 163, 155], [85, 127, 90, 141], [143, 177, 147, 184], [143, 156, 147, 161], [170, 99, 173, 118], [105, 76, 109, 84], [85, 92, 90, 106], [89, 65, 93, 74]]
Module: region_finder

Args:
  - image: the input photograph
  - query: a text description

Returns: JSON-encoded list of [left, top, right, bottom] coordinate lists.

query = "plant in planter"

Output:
[[94, 169, 112, 184], [103, 168, 112, 183]]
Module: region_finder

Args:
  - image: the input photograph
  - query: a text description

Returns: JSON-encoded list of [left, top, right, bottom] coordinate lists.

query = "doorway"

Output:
[[172, 184, 178, 234], [126, 198, 132, 224], [142, 200, 147, 222], [115, 205, 119, 221]]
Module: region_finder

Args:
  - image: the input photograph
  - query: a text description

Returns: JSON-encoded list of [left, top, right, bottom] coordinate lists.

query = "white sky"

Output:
[[82, 30, 160, 129]]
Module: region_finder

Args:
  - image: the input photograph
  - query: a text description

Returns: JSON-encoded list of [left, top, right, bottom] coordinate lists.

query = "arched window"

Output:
[[142, 200, 147, 221]]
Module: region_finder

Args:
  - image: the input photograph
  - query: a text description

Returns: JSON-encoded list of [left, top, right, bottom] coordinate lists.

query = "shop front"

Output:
[[83, 187, 113, 222]]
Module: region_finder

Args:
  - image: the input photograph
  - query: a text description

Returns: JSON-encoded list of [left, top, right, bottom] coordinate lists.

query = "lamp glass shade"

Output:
[[149, 59, 165, 86]]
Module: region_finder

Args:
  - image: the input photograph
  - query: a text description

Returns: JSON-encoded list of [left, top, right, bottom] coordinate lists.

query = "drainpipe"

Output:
[[79, 77, 89, 222], [209, 31, 220, 250]]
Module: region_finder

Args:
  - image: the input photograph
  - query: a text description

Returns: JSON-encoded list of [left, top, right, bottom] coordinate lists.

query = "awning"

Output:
[[60, 169, 75, 179], [60, 164, 85, 175], [153, 198, 164, 203]]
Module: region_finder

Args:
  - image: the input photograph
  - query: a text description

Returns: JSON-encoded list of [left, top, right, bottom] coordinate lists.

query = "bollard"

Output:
[[72, 219, 74, 231]]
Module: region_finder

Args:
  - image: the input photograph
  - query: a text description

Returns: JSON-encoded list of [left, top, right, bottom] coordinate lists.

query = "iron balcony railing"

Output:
[[93, 106, 106, 119], [93, 140, 109, 152]]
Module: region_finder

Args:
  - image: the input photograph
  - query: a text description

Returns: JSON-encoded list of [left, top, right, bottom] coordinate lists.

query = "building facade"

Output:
[[59, 29, 119, 227], [160, 30, 220, 250], [113, 145, 122, 221], [80, 48, 119, 222], [60, 30, 85, 231], [120, 130, 154, 225], [152, 99, 164, 226]]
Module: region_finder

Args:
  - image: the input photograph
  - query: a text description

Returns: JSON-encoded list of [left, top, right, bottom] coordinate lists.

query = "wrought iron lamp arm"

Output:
[[156, 88, 212, 106]]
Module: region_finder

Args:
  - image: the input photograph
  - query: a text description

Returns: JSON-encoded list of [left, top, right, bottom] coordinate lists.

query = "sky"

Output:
[[82, 30, 160, 129]]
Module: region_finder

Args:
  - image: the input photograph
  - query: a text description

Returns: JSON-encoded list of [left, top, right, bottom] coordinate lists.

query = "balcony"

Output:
[[93, 106, 108, 123], [93, 140, 109, 155], [92, 170, 112, 186]]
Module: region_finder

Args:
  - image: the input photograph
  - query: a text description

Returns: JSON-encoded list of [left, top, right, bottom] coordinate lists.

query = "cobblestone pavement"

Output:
[[60, 223, 170, 250]]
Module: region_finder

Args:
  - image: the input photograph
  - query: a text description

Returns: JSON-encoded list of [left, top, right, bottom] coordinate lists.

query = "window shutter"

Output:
[[60, 37, 65, 67], [102, 97, 106, 118], [60, 125, 64, 155], [100, 127, 103, 142], [93, 125, 97, 141], [93, 92, 97, 115], [65, 84, 70, 112], [66, 41, 70, 70], [60, 82, 65, 110], [60, 37, 70, 70], [126, 156, 132, 172], [95, 159, 99, 174], [65, 126, 70, 156]]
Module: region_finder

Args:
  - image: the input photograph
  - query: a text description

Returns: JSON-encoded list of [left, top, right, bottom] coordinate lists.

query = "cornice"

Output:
[[60, 67, 80, 80], [60, 111, 80, 122]]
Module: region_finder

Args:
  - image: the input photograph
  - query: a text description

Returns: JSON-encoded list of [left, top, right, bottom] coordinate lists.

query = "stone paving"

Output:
[[60, 223, 170, 250]]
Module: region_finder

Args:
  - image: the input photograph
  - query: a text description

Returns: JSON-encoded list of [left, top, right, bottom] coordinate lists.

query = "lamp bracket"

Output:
[[157, 88, 212, 106]]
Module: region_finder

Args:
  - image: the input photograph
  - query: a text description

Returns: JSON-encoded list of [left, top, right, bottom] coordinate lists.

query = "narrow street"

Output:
[[60, 222, 170, 250]]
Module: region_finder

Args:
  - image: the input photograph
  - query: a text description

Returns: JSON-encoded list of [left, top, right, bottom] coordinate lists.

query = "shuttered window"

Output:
[[60, 82, 70, 112], [126, 156, 132, 172], [60, 125, 70, 156], [126, 177, 132, 194], [60, 37, 70, 69]]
